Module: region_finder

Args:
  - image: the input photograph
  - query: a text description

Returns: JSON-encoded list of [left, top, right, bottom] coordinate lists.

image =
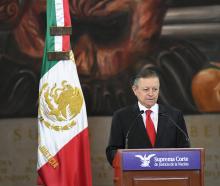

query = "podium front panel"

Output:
[[133, 177, 189, 186], [114, 149, 204, 186], [122, 170, 200, 186], [122, 150, 201, 171]]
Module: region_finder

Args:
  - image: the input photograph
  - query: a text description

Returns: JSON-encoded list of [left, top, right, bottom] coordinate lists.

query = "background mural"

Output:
[[0, 0, 219, 117]]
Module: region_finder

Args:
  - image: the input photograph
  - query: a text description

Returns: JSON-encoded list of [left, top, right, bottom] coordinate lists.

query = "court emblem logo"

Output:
[[135, 154, 156, 167]]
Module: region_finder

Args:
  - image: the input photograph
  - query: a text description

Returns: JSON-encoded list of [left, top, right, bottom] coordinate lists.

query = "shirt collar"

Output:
[[138, 102, 158, 114]]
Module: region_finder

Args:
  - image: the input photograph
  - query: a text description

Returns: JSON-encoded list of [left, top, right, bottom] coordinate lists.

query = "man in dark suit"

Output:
[[106, 69, 190, 166]]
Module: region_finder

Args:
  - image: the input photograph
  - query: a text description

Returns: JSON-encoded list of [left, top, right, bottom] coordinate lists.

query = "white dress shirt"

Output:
[[138, 102, 159, 132]]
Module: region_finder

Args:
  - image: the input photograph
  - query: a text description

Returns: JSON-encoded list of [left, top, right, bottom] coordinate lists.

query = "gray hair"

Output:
[[133, 69, 159, 86]]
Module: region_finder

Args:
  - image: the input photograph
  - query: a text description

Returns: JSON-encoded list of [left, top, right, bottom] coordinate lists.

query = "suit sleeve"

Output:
[[106, 112, 125, 166]]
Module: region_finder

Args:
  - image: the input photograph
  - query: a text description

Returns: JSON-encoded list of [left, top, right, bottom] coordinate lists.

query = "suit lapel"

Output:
[[155, 104, 169, 147], [132, 103, 146, 134]]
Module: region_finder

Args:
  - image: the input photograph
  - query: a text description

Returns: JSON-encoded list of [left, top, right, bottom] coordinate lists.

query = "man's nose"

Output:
[[147, 89, 154, 96]]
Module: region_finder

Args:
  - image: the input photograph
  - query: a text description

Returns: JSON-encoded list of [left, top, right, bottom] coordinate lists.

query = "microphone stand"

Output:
[[125, 110, 144, 149], [159, 113, 191, 147]]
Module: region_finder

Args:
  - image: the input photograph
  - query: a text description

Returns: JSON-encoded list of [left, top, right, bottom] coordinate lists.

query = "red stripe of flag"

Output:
[[38, 129, 92, 186], [62, 0, 71, 51]]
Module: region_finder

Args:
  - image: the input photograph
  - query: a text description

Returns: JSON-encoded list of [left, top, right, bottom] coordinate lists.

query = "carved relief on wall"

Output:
[[0, 0, 219, 117]]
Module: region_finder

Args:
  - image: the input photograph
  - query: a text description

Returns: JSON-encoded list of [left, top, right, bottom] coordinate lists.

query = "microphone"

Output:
[[159, 113, 191, 147], [125, 110, 144, 149]]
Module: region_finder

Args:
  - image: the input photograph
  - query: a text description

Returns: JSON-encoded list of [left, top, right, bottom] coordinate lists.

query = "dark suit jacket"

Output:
[[106, 103, 190, 165]]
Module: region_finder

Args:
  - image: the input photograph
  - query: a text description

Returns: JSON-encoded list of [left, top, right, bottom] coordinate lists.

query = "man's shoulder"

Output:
[[114, 104, 137, 116], [115, 105, 135, 113]]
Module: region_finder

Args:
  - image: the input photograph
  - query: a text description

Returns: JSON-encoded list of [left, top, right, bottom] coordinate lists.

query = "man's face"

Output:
[[132, 77, 160, 108]]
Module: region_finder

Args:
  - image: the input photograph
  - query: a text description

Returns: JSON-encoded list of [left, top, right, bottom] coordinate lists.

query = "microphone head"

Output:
[[140, 110, 144, 114]]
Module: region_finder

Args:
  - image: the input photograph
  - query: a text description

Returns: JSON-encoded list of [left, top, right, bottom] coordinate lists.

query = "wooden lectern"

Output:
[[113, 148, 205, 186]]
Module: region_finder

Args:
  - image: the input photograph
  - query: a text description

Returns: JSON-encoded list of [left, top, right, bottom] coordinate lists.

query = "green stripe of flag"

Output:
[[41, 0, 58, 77]]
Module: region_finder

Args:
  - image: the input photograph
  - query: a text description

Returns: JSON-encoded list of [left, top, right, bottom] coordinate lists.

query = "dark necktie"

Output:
[[146, 110, 156, 146]]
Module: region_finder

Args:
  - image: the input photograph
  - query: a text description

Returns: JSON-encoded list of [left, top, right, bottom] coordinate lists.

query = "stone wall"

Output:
[[0, 115, 219, 186]]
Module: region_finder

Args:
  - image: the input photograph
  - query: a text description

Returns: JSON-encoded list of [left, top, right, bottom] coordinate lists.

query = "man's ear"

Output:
[[132, 85, 137, 95]]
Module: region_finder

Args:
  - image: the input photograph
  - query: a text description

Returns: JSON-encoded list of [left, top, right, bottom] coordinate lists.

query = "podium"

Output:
[[113, 148, 205, 186]]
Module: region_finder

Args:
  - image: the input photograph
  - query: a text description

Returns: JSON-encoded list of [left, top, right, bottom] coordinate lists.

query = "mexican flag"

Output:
[[37, 0, 92, 185]]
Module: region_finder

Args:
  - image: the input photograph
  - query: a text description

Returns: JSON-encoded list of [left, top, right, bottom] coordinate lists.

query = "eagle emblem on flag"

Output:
[[39, 80, 83, 131]]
